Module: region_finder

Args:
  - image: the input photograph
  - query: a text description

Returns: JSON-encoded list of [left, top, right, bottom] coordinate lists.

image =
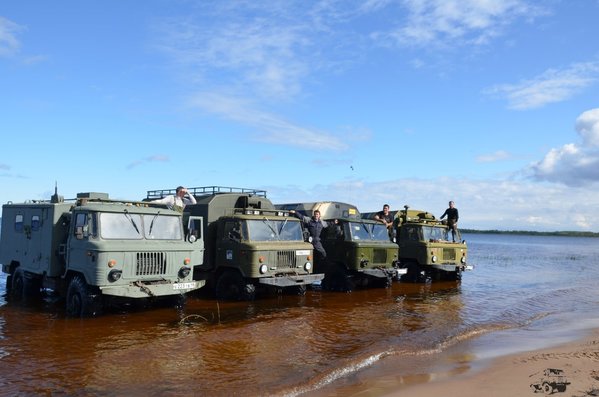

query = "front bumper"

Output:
[[99, 280, 205, 298], [258, 273, 325, 287]]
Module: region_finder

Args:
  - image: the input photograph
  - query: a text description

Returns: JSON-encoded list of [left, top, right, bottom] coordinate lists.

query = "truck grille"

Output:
[[372, 249, 387, 264], [443, 248, 456, 261], [277, 250, 297, 268], [136, 252, 167, 275]]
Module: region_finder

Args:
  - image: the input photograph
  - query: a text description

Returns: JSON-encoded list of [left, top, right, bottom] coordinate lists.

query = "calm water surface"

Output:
[[1, 233, 598, 396]]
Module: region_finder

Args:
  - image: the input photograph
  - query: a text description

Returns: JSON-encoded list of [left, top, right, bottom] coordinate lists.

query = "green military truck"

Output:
[[146, 186, 323, 300], [364, 205, 472, 282], [0, 190, 205, 316], [275, 201, 405, 291]]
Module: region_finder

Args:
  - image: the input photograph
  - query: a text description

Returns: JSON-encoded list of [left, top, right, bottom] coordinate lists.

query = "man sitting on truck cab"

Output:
[[152, 186, 197, 212]]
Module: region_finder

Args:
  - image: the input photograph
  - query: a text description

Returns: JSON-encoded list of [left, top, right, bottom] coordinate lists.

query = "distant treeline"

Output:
[[460, 229, 599, 238]]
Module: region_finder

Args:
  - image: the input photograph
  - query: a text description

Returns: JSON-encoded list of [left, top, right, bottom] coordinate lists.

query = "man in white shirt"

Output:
[[153, 186, 197, 212]]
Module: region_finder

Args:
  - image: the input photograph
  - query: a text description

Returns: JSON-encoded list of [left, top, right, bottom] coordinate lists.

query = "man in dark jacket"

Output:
[[440, 201, 459, 242], [290, 209, 333, 265]]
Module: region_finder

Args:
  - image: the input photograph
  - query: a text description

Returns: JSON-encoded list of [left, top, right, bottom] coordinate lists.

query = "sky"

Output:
[[1, 0, 599, 232]]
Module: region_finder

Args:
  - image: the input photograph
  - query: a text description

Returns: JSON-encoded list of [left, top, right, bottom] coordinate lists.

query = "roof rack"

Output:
[[146, 186, 267, 200]]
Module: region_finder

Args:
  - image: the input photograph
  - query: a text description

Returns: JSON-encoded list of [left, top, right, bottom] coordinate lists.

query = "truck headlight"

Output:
[[178, 266, 191, 278], [259, 264, 268, 274], [461, 256, 466, 264], [304, 262, 312, 272], [431, 255, 437, 263], [108, 269, 122, 282]]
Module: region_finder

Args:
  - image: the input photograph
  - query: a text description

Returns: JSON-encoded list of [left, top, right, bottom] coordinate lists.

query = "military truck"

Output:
[[530, 368, 570, 394], [274, 201, 405, 291], [0, 189, 205, 317], [363, 205, 472, 282], [146, 186, 323, 300]]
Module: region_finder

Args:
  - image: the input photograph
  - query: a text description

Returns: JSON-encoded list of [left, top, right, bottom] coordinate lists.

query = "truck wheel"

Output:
[[287, 284, 307, 296], [374, 273, 393, 289], [5, 275, 13, 295], [400, 263, 424, 283], [10, 267, 41, 301], [66, 276, 102, 317], [215, 270, 256, 301], [322, 265, 352, 292], [542, 382, 553, 394], [439, 270, 461, 282]]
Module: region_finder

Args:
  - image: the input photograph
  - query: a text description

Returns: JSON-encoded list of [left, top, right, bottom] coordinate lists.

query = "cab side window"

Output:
[[31, 215, 40, 231], [74, 213, 88, 239], [15, 214, 24, 232], [223, 221, 241, 241]]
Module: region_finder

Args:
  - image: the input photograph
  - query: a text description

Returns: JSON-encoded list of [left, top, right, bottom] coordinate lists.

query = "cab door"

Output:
[[65, 211, 97, 282]]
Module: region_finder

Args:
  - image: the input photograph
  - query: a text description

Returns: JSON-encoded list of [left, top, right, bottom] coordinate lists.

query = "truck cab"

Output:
[[147, 186, 322, 300], [1, 191, 205, 316], [365, 205, 472, 282], [276, 201, 404, 291]]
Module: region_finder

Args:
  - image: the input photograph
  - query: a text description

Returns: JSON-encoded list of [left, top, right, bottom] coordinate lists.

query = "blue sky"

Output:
[[1, 0, 599, 231]]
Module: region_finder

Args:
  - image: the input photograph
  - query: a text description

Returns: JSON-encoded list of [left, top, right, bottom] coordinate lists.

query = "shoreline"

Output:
[[388, 328, 599, 397]]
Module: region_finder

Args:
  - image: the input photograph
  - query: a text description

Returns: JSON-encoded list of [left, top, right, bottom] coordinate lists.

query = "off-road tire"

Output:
[[66, 276, 102, 317], [10, 267, 41, 301], [5, 274, 13, 295], [322, 265, 353, 292], [215, 270, 256, 301], [287, 284, 307, 296], [399, 262, 425, 283]]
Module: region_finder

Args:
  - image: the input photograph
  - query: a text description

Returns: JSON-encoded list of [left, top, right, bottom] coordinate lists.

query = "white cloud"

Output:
[[156, 12, 313, 100], [576, 108, 599, 147], [486, 62, 599, 110], [476, 150, 511, 163], [188, 92, 349, 151], [530, 108, 599, 186], [0, 16, 23, 57], [377, 0, 543, 49], [127, 155, 170, 170], [269, 176, 599, 231]]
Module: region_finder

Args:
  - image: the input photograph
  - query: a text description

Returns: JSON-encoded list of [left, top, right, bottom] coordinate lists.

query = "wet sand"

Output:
[[389, 329, 599, 397]]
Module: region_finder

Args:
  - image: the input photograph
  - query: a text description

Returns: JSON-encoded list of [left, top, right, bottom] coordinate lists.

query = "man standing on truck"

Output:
[[440, 201, 459, 242], [290, 209, 336, 265], [152, 186, 197, 212]]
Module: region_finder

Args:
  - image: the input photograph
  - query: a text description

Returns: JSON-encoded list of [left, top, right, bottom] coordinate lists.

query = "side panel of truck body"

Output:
[[0, 203, 71, 277]]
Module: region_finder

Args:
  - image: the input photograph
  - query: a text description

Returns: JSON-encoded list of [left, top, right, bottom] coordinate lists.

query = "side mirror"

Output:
[[75, 226, 84, 240]]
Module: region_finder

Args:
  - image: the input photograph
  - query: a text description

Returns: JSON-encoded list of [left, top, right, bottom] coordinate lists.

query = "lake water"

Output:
[[1, 233, 598, 396]]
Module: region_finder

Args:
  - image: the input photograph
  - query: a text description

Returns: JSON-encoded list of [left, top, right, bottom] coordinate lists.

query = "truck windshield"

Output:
[[143, 214, 182, 240], [245, 219, 303, 241], [421, 225, 446, 241], [99, 213, 182, 240], [347, 222, 390, 241]]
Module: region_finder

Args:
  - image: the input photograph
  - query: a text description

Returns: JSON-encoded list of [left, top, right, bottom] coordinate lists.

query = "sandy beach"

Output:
[[394, 329, 599, 397]]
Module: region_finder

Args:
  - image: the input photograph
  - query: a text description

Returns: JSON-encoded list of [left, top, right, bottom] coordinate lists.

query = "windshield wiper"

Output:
[[148, 211, 160, 235], [262, 217, 279, 240], [278, 217, 288, 234], [360, 222, 372, 239], [123, 209, 141, 235]]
